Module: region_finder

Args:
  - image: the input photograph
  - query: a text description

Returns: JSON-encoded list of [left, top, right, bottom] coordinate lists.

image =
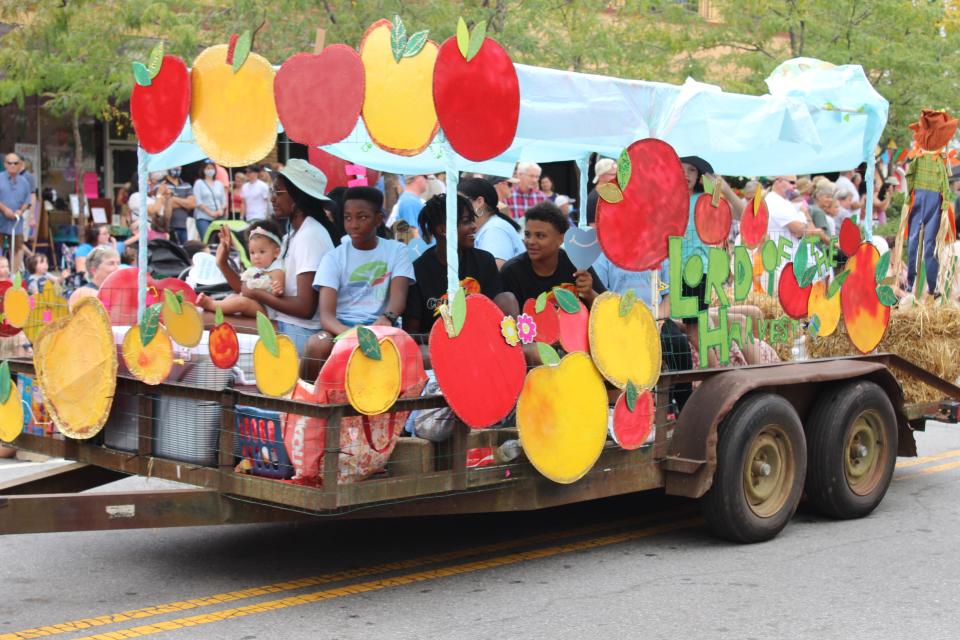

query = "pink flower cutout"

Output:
[[516, 313, 538, 345]]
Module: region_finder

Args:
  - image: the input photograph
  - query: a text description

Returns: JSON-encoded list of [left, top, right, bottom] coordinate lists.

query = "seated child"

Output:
[[197, 220, 285, 318], [301, 186, 415, 381], [26, 253, 61, 294]]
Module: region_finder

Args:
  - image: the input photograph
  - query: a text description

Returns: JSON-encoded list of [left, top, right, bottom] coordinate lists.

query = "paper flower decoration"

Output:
[[500, 315, 520, 346], [516, 313, 538, 345]]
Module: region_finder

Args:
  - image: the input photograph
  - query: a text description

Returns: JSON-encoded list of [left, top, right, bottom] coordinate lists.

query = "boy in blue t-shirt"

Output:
[[303, 187, 415, 377]]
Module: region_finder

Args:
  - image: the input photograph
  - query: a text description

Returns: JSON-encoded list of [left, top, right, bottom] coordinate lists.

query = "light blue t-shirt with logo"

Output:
[[313, 237, 416, 326]]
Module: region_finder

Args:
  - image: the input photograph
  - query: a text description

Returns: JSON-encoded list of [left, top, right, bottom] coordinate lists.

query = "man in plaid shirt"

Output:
[[506, 162, 548, 219]]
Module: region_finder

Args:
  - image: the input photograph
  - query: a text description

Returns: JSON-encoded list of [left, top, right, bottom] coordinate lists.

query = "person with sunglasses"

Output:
[[0, 153, 31, 271], [766, 175, 826, 248]]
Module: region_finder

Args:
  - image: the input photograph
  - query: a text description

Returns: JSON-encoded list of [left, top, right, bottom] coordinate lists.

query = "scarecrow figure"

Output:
[[901, 109, 958, 295]]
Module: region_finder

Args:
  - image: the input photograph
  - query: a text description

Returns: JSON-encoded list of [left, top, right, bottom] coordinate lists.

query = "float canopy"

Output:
[[148, 56, 888, 178]]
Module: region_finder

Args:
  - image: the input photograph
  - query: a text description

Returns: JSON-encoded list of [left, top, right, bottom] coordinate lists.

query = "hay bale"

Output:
[[806, 302, 960, 404]]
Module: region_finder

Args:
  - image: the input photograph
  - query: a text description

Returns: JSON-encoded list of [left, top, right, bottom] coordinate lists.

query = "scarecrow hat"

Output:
[[909, 109, 958, 151]]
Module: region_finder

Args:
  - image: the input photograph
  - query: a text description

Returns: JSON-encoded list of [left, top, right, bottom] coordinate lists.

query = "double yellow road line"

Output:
[[4, 448, 960, 640]]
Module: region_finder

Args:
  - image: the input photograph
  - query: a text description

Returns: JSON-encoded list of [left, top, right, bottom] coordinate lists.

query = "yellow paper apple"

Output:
[[33, 297, 117, 439], [345, 331, 402, 415], [3, 276, 30, 329], [807, 279, 841, 337], [588, 291, 661, 390], [517, 351, 609, 484], [0, 361, 23, 442], [122, 319, 174, 386], [24, 284, 69, 345], [360, 17, 439, 156], [161, 290, 203, 348], [191, 39, 278, 167], [253, 312, 298, 397]]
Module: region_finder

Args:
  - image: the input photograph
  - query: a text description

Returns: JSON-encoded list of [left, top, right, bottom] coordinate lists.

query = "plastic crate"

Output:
[[236, 406, 293, 479]]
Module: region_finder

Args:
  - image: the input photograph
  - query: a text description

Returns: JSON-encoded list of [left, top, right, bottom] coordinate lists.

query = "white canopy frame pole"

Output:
[[444, 146, 460, 301], [136, 146, 150, 323], [577, 155, 589, 230]]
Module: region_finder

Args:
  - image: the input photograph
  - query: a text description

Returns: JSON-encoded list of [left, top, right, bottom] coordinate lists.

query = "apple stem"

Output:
[[226, 33, 239, 65], [314, 28, 326, 54]]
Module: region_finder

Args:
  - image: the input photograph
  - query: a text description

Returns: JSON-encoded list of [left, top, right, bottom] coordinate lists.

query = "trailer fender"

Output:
[[662, 360, 910, 499]]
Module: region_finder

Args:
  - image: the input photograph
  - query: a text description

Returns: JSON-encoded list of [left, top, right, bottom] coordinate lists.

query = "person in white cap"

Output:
[[584, 157, 617, 226], [211, 158, 337, 357]]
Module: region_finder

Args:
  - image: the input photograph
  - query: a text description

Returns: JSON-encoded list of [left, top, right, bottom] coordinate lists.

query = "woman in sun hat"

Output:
[[213, 159, 337, 356]]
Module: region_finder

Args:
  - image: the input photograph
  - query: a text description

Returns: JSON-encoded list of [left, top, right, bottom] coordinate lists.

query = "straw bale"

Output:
[[806, 301, 960, 404]]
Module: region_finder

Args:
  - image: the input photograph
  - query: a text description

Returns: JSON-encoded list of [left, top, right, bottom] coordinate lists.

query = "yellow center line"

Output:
[[65, 518, 701, 640], [896, 459, 960, 480], [896, 448, 960, 469], [0, 507, 695, 640]]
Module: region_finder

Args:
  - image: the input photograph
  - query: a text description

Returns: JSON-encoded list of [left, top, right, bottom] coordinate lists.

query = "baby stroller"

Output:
[[147, 239, 192, 280]]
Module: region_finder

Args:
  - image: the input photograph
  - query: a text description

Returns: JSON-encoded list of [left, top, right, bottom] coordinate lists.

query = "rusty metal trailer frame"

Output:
[[2, 354, 957, 535]]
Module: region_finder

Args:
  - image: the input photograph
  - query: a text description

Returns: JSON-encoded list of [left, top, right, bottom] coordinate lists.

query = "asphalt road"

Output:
[[1, 422, 959, 640]]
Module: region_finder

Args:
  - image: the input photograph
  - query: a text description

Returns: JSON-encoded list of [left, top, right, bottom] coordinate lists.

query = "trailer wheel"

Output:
[[804, 380, 897, 519], [701, 393, 806, 543]]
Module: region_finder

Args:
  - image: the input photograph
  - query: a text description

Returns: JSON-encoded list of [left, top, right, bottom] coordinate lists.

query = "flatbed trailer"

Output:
[[4, 353, 957, 542]]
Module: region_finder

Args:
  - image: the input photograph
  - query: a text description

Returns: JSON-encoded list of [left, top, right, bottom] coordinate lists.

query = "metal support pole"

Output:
[[136, 146, 149, 323]]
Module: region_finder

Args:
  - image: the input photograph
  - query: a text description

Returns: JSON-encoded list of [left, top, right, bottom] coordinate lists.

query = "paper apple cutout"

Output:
[[0, 362, 23, 443], [522, 296, 560, 346], [807, 280, 841, 337], [429, 295, 525, 429], [433, 20, 519, 161], [777, 262, 812, 320], [839, 217, 861, 257], [740, 193, 768, 248], [588, 291, 660, 390], [274, 45, 364, 146], [345, 335, 402, 416], [131, 55, 191, 154], [516, 351, 609, 484], [611, 388, 654, 451], [557, 300, 589, 354], [360, 17, 439, 156], [693, 194, 732, 246], [253, 312, 298, 397], [98, 268, 197, 326], [209, 307, 240, 369], [191, 42, 278, 167], [596, 139, 688, 271], [0, 281, 22, 337], [841, 242, 890, 354]]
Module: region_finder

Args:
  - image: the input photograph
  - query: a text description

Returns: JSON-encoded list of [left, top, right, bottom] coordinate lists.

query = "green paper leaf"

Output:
[[132, 61, 151, 87], [617, 147, 631, 189], [827, 270, 850, 299], [404, 30, 429, 58], [808, 314, 821, 336], [12, 273, 21, 289], [390, 15, 407, 63], [232, 30, 252, 74], [843, 113, 850, 122], [357, 326, 381, 360], [701, 174, 715, 196], [147, 41, 164, 79], [625, 380, 638, 412], [0, 361, 10, 405], [451, 287, 467, 336], [466, 19, 487, 61], [619, 288, 637, 317], [596, 182, 623, 204], [801, 265, 818, 288], [876, 284, 898, 307], [214, 305, 224, 326], [163, 288, 182, 315], [256, 311, 279, 358], [536, 341, 560, 366], [875, 250, 891, 284], [534, 291, 548, 314], [793, 242, 809, 286], [140, 303, 162, 347], [456, 17, 470, 58], [553, 287, 580, 314]]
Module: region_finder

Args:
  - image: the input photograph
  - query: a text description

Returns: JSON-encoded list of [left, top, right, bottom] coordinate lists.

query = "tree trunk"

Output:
[[72, 110, 86, 237]]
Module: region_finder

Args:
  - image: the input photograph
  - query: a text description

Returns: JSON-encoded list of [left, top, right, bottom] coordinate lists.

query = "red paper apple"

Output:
[[841, 242, 890, 354], [777, 262, 811, 320], [130, 55, 191, 154], [429, 295, 526, 429], [274, 45, 365, 147], [522, 297, 560, 346], [596, 139, 688, 271], [98, 268, 197, 326], [557, 301, 589, 353], [839, 218, 861, 257], [209, 309, 239, 369], [611, 389, 654, 450], [693, 194, 732, 245], [740, 198, 768, 248], [433, 24, 520, 161]]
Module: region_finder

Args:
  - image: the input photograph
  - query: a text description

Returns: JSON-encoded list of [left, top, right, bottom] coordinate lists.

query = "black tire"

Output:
[[804, 380, 897, 519], [702, 393, 807, 543]]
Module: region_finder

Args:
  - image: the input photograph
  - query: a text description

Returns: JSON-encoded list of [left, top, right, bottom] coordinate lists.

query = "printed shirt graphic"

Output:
[[314, 238, 415, 326]]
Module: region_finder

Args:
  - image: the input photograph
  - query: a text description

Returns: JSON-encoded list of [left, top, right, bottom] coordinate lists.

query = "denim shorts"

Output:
[[275, 321, 317, 357]]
